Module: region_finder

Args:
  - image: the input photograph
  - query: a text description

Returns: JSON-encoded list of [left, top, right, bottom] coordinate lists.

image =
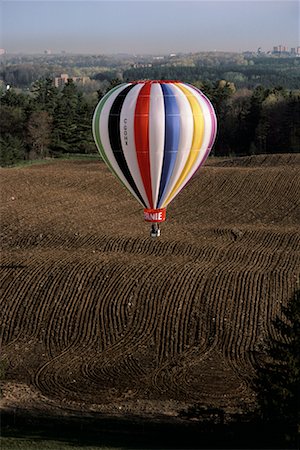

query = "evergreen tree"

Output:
[[0, 104, 25, 137], [31, 78, 58, 115], [52, 79, 79, 153], [0, 104, 27, 165], [1, 88, 29, 108], [255, 288, 300, 447], [0, 135, 25, 166]]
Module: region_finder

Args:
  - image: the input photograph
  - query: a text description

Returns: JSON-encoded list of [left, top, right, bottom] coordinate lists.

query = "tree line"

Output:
[[0, 78, 299, 167], [123, 57, 300, 90], [2, 54, 299, 90], [0, 78, 96, 166], [203, 81, 300, 156]]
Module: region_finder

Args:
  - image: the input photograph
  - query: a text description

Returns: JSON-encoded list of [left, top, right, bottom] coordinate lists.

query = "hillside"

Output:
[[0, 154, 299, 420]]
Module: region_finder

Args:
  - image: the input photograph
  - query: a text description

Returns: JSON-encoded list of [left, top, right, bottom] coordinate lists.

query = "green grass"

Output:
[[54, 153, 100, 161], [3, 159, 53, 169], [3, 154, 101, 169], [1, 437, 123, 450]]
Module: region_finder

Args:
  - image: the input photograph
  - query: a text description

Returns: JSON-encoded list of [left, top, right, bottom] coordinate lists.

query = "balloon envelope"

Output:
[[92, 80, 217, 223]]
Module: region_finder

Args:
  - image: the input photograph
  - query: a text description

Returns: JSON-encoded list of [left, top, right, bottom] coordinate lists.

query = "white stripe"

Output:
[[92, 84, 123, 160], [149, 83, 165, 208], [99, 83, 145, 207], [157, 83, 193, 208], [120, 83, 150, 208]]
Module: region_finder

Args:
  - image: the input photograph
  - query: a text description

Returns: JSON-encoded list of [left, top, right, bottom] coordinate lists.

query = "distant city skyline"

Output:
[[1, 1, 299, 55]]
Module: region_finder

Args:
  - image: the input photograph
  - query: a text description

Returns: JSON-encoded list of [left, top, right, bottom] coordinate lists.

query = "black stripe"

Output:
[[108, 84, 146, 207]]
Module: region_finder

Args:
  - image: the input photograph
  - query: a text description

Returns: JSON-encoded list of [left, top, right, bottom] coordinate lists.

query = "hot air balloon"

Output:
[[92, 80, 217, 237]]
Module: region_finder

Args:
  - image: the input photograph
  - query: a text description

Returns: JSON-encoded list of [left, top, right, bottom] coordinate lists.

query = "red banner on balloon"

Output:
[[144, 208, 166, 223]]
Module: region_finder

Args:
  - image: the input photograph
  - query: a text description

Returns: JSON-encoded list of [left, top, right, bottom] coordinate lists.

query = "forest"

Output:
[[0, 53, 299, 166], [1, 53, 300, 89]]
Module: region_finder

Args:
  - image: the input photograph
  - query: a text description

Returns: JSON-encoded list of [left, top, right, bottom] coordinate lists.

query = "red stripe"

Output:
[[134, 82, 153, 208]]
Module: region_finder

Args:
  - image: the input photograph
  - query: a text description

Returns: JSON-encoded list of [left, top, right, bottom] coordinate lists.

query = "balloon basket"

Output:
[[149, 223, 160, 238]]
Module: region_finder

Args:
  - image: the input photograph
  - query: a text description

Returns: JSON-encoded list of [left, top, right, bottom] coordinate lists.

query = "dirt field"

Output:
[[1, 154, 299, 420]]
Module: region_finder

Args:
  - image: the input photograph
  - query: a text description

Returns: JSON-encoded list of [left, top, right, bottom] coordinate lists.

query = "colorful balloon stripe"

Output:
[[162, 83, 217, 207], [92, 80, 217, 219], [160, 82, 204, 208], [95, 83, 148, 207], [134, 82, 153, 207], [108, 84, 146, 207], [157, 83, 181, 207]]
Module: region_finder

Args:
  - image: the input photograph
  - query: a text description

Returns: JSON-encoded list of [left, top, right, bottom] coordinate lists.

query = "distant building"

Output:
[[272, 45, 289, 55], [54, 73, 69, 87], [44, 49, 52, 55], [290, 47, 300, 56], [132, 63, 152, 68], [54, 73, 90, 88], [0, 48, 6, 55]]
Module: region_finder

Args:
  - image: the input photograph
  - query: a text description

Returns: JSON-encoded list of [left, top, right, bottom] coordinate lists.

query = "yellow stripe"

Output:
[[161, 84, 204, 207]]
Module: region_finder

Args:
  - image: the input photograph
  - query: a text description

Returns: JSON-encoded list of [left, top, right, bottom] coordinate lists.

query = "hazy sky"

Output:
[[1, 1, 299, 54]]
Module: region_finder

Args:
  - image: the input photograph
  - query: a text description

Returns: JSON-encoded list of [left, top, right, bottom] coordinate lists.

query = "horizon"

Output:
[[1, 48, 298, 56], [1, 1, 299, 55]]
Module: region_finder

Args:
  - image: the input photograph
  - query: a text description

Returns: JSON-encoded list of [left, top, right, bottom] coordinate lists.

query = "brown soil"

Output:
[[0, 154, 299, 420]]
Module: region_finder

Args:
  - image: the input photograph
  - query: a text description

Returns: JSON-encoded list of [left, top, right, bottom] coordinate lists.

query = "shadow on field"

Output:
[[1, 408, 295, 449]]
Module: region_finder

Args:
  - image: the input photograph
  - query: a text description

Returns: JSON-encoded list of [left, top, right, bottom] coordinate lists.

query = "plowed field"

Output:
[[1, 154, 299, 419]]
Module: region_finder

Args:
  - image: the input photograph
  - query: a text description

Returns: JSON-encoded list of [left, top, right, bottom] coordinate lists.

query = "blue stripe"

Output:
[[157, 84, 180, 207]]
